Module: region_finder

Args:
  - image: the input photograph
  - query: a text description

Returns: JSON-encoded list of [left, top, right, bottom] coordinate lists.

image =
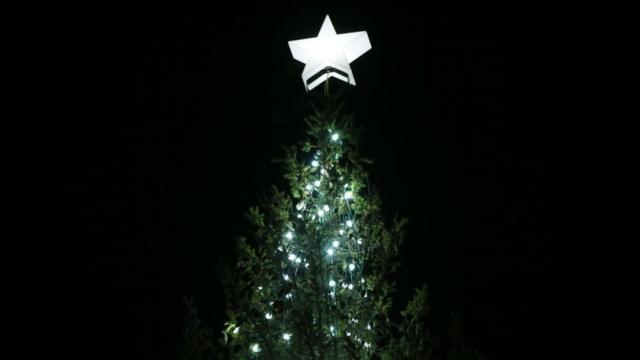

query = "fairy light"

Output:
[[349, 263, 356, 271], [250, 343, 261, 353], [265, 313, 273, 320], [282, 333, 292, 341], [346, 220, 353, 227], [311, 160, 319, 167], [339, 229, 345, 235], [288, 254, 296, 261], [285, 231, 293, 240], [323, 204, 330, 212], [318, 209, 325, 217], [348, 283, 354, 290], [344, 191, 353, 200], [331, 133, 339, 142], [329, 279, 336, 287], [314, 180, 321, 187], [326, 248, 334, 256], [332, 240, 340, 248], [283, 274, 290, 281]]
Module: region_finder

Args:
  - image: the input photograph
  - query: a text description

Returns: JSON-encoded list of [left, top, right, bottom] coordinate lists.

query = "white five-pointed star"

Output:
[[288, 15, 372, 91]]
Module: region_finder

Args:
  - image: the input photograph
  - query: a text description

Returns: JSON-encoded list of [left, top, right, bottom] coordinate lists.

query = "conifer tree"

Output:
[[218, 98, 433, 359]]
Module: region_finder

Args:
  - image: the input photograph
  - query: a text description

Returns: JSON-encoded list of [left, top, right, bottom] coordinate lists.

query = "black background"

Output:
[[12, 2, 635, 360]]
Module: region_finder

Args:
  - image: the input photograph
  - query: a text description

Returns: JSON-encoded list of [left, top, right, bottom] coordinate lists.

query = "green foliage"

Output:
[[178, 297, 213, 360], [203, 102, 481, 360]]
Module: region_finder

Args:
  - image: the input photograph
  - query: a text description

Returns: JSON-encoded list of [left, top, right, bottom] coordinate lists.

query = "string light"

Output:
[[282, 333, 292, 341], [332, 240, 340, 248], [339, 229, 345, 235], [318, 209, 325, 217], [311, 160, 319, 167], [348, 283, 354, 290], [233, 327, 240, 334], [346, 220, 353, 227], [349, 263, 356, 271], [285, 293, 293, 299], [323, 204, 330, 212], [265, 313, 273, 320], [326, 248, 334, 256], [285, 231, 293, 240], [314, 180, 321, 187], [250, 343, 261, 353], [306, 184, 313, 191], [288, 254, 296, 261], [283, 274, 290, 281], [331, 133, 339, 142], [329, 279, 336, 287], [344, 191, 353, 200]]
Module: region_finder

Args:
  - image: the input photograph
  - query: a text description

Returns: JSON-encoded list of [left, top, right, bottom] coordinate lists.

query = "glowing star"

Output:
[[288, 15, 372, 91]]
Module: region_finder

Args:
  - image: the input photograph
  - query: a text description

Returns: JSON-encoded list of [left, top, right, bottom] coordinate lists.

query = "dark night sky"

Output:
[[13, 2, 636, 360]]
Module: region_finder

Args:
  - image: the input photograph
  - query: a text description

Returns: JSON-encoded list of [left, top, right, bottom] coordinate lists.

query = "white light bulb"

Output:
[[344, 191, 353, 200], [314, 180, 321, 187], [251, 343, 261, 353], [326, 248, 334, 256], [318, 209, 325, 217], [258, 286, 263, 290], [332, 240, 339, 248], [346, 220, 353, 227], [285, 231, 293, 240], [265, 313, 272, 320], [346, 331, 351, 337], [329, 279, 336, 287], [311, 160, 319, 167], [331, 133, 339, 141], [282, 333, 292, 341], [283, 274, 290, 281], [323, 204, 330, 212], [349, 263, 356, 271], [357, 238, 363, 244], [348, 283, 354, 290]]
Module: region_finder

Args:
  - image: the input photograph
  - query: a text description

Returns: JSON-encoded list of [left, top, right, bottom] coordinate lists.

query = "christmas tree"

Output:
[[216, 15, 433, 360]]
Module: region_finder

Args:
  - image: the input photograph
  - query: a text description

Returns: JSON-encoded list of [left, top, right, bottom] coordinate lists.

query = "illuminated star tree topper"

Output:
[[288, 15, 372, 91]]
